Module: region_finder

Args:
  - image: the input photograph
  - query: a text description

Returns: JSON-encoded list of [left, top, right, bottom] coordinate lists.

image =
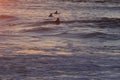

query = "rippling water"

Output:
[[0, 0, 120, 79]]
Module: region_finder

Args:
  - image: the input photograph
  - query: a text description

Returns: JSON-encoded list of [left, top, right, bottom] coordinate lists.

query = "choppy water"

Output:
[[0, 0, 120, 80]]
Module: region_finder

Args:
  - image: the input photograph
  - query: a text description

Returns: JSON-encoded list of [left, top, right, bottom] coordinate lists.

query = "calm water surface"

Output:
[[0, 0, 120, 80]]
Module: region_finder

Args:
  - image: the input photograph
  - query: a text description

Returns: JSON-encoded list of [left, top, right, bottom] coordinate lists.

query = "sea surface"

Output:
[[0, 0, 120, 80]]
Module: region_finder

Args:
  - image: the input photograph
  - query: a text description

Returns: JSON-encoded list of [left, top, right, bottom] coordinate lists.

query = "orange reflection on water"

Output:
[[17, 50, 45, 55], [0, 0, 17, 3], [0, 0, 17, 5], [56, 51, 72, 56]]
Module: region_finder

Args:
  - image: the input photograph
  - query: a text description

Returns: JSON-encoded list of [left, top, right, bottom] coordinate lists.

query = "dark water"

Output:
[[0, 0, 120, 79]]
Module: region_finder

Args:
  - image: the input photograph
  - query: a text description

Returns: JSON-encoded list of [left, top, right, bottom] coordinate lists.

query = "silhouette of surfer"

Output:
[[54, 11, 59, 14], [49, 13, 53, 17], [55, 18, 60, 25]]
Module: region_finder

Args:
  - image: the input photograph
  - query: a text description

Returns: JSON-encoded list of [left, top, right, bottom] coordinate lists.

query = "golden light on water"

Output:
[[17, 50, 45, 55], [0, 0, 17, 3], [0, 0, 18, 6], [17, 50, 72, 56]]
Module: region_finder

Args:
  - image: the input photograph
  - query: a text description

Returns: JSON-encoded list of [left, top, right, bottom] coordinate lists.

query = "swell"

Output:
[[27, 17, 120, 28], [53, 32, 120, 40], [22, 27, 55, 32], [60, 17, 120, 25], [82, 32, 120, 40], [60, 0, 120, 3], [21, 17, 120, 40]]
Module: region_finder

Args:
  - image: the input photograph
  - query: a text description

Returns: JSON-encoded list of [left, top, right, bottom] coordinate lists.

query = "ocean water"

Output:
[[0, 0, 120, 80]]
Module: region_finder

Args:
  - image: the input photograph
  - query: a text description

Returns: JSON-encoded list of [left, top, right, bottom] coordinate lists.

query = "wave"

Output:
[[60, 0, 120, 3], [28, 17, 120, 28], [22, 25, 120, 40], [22, 27, 55, 32], [53, 32, 120, 40], [83, 32, 120, 40], [95, 17, 120, 28]]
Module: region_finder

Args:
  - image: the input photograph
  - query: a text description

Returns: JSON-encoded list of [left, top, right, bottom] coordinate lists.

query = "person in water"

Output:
[[54, 11, 59, 14], [49, 13, 53, 17], [55, 18, 60, 25]]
